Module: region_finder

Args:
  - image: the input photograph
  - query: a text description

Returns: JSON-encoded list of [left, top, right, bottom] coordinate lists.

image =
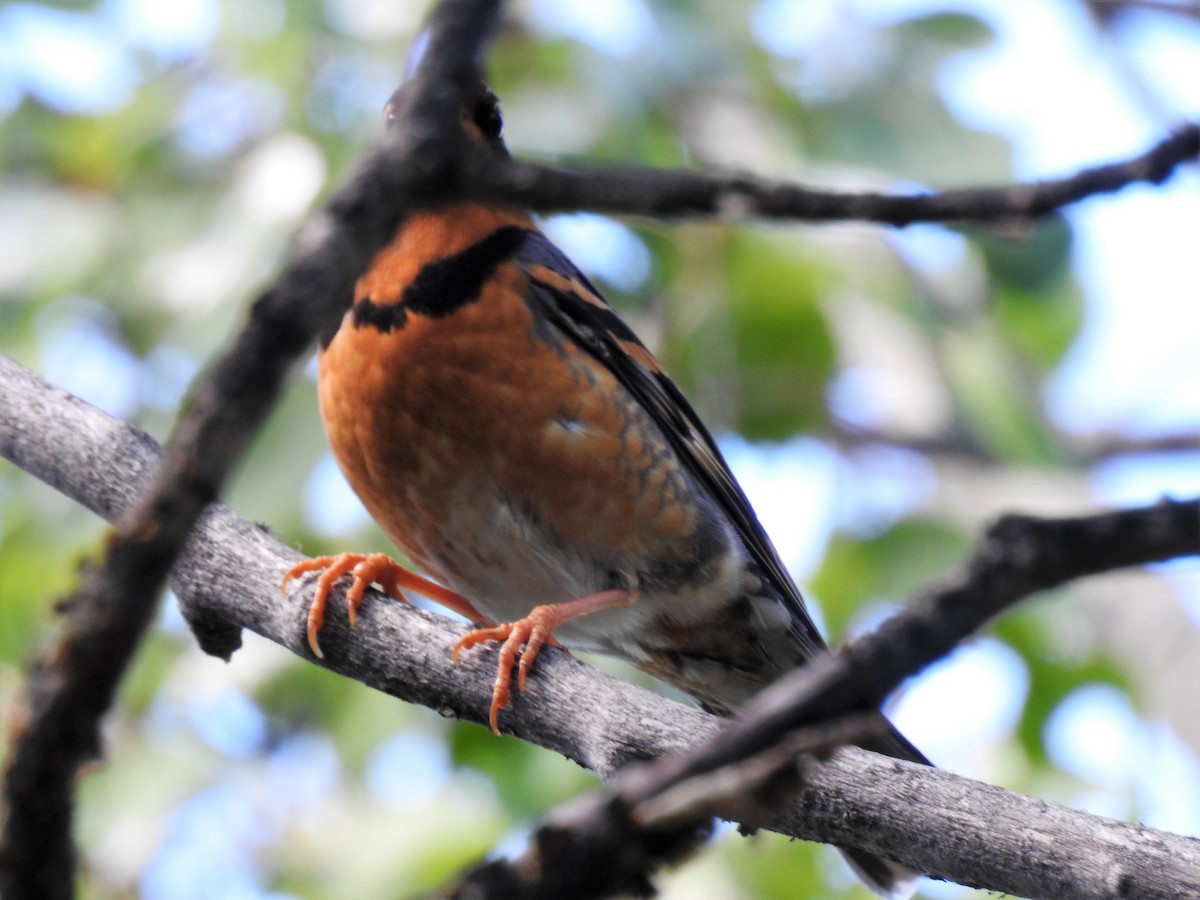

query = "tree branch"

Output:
[[456, 122, 1199, 224], [0, 2, 504, 896], [1087, 0, 1200, 24], [3, 354, 1199, 899], [828, 421, 1200, 465], [0, 1, 1196, 895], [449, 497, 1200, 899]]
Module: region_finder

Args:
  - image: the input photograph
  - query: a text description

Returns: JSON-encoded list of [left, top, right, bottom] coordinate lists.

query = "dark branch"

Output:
[[453, 501, 1200, 899], [827, 422, 1200, 466], [645, 500, 1200, 793], [1087, 0, 1200, 24], [627, 713, 886, 832], [3, 352, 1200, 900], [1066, 430, 1200, 460], [1, 2, 1196, 895], [0, 2, 504, 896], [456, 123, 1199, 224]]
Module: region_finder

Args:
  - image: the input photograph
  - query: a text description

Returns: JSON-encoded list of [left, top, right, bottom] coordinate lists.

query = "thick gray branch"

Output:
[[3, 353, 1200, 898], [0, 4, 504, 896]]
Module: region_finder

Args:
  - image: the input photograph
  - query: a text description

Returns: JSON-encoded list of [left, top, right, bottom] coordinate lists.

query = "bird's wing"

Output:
[[514, 228, 826, 657]]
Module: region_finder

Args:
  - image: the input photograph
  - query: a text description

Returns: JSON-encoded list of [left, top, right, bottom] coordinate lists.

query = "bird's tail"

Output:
[[631, 593, 930, 897], [839, 723, 930, 899]]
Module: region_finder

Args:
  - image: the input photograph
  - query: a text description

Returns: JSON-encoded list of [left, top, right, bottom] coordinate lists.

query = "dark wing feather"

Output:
[[515, 230, 827, 658]]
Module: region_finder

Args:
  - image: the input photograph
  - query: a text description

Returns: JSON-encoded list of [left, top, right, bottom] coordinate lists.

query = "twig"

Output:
[[457, 123, 1200, 224], [628, 713, 885, 832], [0, 2, 504, 896], [4, 357, 1199, 899], [829, 422, 1200, 465], [451, 501, 1199, 899], [1087, 0, 1200, 23], [641, 500, 1200, 795], [1, 3, 1197, 896]]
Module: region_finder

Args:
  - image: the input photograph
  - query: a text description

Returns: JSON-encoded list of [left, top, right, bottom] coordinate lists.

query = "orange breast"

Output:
[[317, 208, 707, 600]]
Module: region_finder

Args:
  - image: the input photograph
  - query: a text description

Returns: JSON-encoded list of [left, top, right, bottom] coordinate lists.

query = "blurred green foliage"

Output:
[[1, 1, 1195, 898]]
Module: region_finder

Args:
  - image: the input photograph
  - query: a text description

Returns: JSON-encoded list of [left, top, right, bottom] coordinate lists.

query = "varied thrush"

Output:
[[283, 81, 927, 897]]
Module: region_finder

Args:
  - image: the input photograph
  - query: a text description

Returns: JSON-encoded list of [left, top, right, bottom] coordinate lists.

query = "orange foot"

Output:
[[282, 552, 484, 658], [452, 589, 636, 733]]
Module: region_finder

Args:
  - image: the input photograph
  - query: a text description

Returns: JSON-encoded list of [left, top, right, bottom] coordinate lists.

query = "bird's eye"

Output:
[[478, 105, 502, 140]]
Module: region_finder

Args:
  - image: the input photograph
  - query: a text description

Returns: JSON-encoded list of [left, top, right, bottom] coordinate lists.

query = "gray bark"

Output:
[[2, 352, 1199, 898]]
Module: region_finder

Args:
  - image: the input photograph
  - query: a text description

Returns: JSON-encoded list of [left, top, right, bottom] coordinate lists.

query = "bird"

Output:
[[283, 80, 928, 897]]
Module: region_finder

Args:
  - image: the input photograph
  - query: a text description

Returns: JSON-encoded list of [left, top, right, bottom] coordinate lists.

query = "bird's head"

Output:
[[383, 81, 508, 156]]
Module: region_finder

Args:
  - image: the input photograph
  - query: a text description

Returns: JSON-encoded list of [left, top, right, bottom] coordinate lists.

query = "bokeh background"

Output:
[[1, 0, 1198, 897]]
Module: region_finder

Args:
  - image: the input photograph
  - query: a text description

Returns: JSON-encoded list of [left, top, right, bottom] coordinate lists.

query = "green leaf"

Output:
[[970, 215, 1074, 293], [899, 12, 996, 48], [254, 659, 408, 773], [994, 604, 1133, 765], [447, 719, 598, 818], [810, 519, 972, 639], [993, 281, 1084, 372], [672, 230, 836, 440], [942, 328, 1060, 463], [723, 831, 827, 899]]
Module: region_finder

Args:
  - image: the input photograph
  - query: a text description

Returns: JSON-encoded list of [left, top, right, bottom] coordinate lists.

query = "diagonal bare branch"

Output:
[[0, 2, 1196, 897], [3, 354, 1199, 899], [448, 493, 1198, 899], [0, 2, 505, 896]]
